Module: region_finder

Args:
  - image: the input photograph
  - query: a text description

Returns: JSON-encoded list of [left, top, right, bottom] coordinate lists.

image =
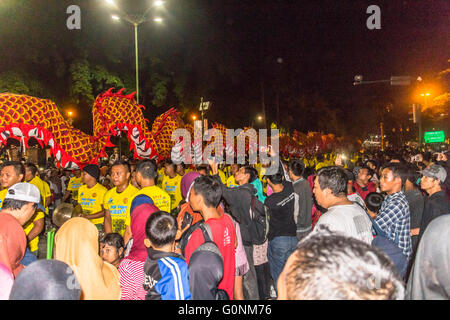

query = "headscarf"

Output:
[[0, 262, 14, 300], [9, 260, 81, 300], [127, 203, 159, 262], [250, 178, 266, 203], [181, 171, 201, 199], [188, 242, 224, 300], [406, 214, 450, 300], [54, 217, 121, 300], [0, 213, 27, 278]]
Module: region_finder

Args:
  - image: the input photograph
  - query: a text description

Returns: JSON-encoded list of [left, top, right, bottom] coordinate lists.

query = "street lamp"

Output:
[[106, 0, 165, 104]]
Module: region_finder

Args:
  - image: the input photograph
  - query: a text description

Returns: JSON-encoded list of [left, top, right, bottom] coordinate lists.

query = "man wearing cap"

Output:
[[418, 164, 450, 240], [0, 182, 46, 275], [78, 164, 108, 231], [1, 162, 45, 260]]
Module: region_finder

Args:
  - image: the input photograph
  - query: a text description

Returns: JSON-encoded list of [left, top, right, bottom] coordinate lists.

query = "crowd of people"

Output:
[[0, 146, 449, 300]]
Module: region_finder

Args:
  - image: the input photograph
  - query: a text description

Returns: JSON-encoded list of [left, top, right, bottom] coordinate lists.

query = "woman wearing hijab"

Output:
[[406, 214, 450, 300], [119, 198, 159, 300], [9, 260, 81, 300], [176, 171, 203, 230], [54, 217, 121, 300]]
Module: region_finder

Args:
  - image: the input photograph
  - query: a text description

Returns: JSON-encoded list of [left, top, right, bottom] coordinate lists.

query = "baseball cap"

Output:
[[421, 164, 447, 183], [4, 183, 45, 211]]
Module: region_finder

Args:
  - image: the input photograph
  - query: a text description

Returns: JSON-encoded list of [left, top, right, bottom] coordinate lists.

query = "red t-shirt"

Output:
[[354, 181, 377, 200], [184, 213, 236, 300]]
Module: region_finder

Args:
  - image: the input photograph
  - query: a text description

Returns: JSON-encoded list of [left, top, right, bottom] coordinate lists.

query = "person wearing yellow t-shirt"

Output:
[[1, 182, 46, 262], [103, 161, 138, 236], [78, 164, 108, 230], [1, 162, 44, 257], [25, 163, 51, 215], [123, 160, 171, 244], [62, 169, 82, 204], [176, 163, 187, 177], [162, 160, 183, 211], [24, 163, 48, 254], [226, 163, 240, 188]]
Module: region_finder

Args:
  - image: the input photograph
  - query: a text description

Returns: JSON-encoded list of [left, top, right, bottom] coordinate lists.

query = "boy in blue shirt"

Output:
[[143, 211, 191, 300]]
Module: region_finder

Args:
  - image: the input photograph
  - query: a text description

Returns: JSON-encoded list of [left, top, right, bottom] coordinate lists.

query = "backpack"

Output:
[[355, 202, 408, 277], [183, 222, 229, 300], [241, 186, 270, 245]]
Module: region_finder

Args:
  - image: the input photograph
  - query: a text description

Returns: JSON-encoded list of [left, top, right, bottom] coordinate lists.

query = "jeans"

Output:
[[20, 248, 38, 266], [242, 245, 260, 300], [268, 236, 298, 285]]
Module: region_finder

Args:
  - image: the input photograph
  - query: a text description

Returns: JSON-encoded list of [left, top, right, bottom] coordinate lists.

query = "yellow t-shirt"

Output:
[[226, 175, 239, 188], [162, 175, 183, 210], [125, 185, 171, 226], [67, 176, 83, 202], [103, 184, 139, 236], [157, 168, 165, 188], [78, 183, 108, 225], [23, 210, 45, 252], [0, 188, 7, 208], [29, 176, 51, 215], [0, 185, 44, 252]]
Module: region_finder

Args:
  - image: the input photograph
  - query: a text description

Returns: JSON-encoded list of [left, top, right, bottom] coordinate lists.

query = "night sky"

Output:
[[0, 0, 448, 138]]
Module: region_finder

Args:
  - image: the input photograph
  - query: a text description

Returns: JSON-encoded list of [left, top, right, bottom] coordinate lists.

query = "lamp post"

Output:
[[106, 0, 165, 104], [418, 92, 430, 146], [67, 111, 73, 126]]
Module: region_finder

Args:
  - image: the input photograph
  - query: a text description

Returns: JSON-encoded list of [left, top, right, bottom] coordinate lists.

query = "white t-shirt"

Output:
[[314, 203, 373, 244], [347, 193, 365, 208]]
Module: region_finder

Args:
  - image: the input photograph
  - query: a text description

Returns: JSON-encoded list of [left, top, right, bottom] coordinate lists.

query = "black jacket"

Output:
[[418, 190, 450, 240], [292, 178, 313, 237], [211, 173, 256, 246]]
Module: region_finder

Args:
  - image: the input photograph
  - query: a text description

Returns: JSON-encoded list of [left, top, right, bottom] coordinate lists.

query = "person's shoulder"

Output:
[[96, 183, 108, 193]]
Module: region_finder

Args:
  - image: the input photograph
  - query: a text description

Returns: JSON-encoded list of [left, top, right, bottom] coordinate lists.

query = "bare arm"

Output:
[[104, 209, 112, 233], [27, 218, 44, 242], [123, 225, 132, 245], [62, 190, 71, 202]]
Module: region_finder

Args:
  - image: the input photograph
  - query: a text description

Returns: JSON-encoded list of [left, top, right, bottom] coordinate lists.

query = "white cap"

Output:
[[4, 183, 45, 211]]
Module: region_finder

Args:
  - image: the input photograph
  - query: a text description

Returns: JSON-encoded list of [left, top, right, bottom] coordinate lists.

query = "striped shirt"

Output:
[[119, 258, 146, 300]]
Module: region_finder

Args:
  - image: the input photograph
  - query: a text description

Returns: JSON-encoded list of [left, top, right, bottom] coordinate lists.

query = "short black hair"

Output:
[[381, 163, 406, 186], [289, 159, 305, 177], [192, 175, 222, 208], [111, 160, 130, 172], [25, 163, 38, 176], [365, 192, 385, 213], [343, 169, 355, 182], [2, 198, 37, 211], [196, 165, 210, 174], [136, 160, 157, 179], [266, 172, 284, 185], [242, 166, 258, 183], [317, 166, 348, 197], [359, 166, 374, 178], [145, 211, 177, 247], [101, 233, 125, 258], [404, 163, 421, 186], [164, 159, 177, 171], [1, 161, 25, 178]]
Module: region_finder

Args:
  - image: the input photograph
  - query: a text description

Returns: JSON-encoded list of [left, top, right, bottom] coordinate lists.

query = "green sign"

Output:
[[424, 131, 445, 143]]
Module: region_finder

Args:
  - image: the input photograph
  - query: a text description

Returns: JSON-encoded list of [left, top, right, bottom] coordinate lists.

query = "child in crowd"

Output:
[[143, 211, 191, 300], [100, 233, 125, 268]]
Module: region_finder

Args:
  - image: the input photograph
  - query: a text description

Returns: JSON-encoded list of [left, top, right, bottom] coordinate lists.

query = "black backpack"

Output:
[[182, 222, 229, 300], [241, 186, 270, 245]]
